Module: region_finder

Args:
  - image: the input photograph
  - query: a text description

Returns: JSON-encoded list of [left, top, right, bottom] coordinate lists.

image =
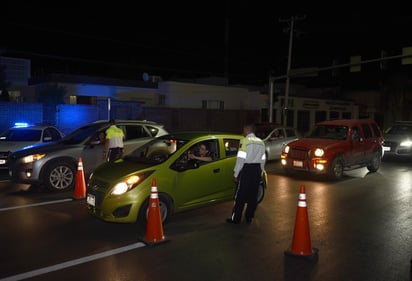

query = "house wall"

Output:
[[158, 81, 266, 110], [56, 104, 100, 135], [272, 96, 358, 135], [142, 107, 260, 133]]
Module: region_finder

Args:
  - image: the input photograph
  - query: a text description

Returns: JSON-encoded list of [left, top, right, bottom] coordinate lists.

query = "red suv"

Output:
[[280, 119, 384, 180]]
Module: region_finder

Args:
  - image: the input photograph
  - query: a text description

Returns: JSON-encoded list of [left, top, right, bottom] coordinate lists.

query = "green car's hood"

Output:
[[93, 158, 157, 180]]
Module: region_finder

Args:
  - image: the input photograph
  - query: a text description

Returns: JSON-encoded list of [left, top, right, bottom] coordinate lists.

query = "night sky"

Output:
[[4, 2, 412, 85]]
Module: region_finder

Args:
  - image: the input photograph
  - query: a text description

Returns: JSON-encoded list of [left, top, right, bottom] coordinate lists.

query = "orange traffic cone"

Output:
[[143, 178, 169, 246], [73, 157, 86, 199], [284, 184, 318, 261]]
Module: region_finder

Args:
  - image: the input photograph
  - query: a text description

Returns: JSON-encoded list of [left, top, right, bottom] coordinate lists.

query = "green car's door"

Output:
[[171, 139, 235, 210], [173, 160, 228, 209]]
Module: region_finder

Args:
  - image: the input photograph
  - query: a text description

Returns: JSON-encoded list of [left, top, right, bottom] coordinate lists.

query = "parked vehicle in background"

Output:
[[86, 132, 268, 225], [382, 121, 412, 159], [280, 119, 384, 180], [8, 120, 168, 192], [0, 123, 64, 169], [254, 123, 301, 161]]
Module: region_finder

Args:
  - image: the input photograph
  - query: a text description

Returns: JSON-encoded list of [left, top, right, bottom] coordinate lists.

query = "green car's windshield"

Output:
[[125, 137, 188, 163], [309, 125, 348, 140]]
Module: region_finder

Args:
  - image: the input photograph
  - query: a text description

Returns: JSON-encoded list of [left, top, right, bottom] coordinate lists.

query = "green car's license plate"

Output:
[[86, 194, 95, 206]]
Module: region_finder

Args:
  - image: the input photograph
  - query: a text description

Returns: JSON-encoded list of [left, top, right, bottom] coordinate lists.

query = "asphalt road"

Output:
[[0, 159, 411, 281]]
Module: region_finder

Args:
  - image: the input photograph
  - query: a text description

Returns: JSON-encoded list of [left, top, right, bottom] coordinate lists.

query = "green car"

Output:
[[86, 132, 268, 225]]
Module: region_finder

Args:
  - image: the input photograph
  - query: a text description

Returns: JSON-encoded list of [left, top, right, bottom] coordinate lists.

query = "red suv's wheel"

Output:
[[328, 157, 344, 180], [367, 151, 381, 172]]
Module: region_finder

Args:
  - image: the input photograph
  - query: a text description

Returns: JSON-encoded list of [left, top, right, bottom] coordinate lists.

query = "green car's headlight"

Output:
[[111, 171, 154, 195]]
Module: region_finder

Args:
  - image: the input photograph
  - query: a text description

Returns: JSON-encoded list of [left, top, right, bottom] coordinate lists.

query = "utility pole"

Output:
[[268, 75, 274, 122], [279, 15, 306, 126]]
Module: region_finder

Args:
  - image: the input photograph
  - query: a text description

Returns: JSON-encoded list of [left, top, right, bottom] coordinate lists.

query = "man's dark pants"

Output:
[[230, 163, 262, 223], [108, 147, 123, 162]]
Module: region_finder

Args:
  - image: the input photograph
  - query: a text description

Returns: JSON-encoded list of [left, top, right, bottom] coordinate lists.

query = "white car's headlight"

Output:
[[314, 148, 324, 157], [22, 154, 45, 163], [400, 140, 412, 147]]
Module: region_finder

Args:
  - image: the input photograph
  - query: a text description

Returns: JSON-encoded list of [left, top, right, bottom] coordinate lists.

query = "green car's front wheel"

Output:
[[257, 178, 266, 203], [138, 193, 173, 227]]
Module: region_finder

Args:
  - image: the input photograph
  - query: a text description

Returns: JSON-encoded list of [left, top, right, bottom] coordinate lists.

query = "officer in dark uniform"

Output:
[[226, 123, 266, 224]]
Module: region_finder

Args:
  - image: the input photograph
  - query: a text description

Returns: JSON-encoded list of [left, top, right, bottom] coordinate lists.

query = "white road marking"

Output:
[[0, 198, 73, 212], [0, 242, 146, 281]]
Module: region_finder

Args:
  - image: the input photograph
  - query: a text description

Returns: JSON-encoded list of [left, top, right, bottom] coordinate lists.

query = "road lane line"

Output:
[[0, 242, 146, 281], [0, 198, 73, 212]]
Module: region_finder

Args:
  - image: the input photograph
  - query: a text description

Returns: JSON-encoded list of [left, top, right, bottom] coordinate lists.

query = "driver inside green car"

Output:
[[188, 142, 213, 162]]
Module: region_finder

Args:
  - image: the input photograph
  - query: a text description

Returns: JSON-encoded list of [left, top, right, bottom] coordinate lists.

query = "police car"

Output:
[[0, 123, 64, 169]]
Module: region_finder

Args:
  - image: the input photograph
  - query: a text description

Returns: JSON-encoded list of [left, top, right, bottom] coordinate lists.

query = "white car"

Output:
[[254, 123, 301, 161], [0, 123, 64, 169], [382, 121, 412, 158]]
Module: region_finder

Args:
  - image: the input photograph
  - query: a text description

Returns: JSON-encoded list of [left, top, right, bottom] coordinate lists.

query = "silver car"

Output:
[[382, 121, 412, 158], [0, 124, 64, 169], [8, 120, 168, 192], [255, 123, 301, 161]]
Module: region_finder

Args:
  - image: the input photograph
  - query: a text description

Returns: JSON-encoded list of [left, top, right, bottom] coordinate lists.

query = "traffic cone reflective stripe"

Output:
[[143, 178, 169, 246], [298, 190, 306, 201], [73, 157, 86, 199], [285, 184, 318, 261]]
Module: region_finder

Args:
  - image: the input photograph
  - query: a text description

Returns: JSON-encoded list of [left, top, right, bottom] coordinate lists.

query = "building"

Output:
[[1, 55, 393, 134]]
